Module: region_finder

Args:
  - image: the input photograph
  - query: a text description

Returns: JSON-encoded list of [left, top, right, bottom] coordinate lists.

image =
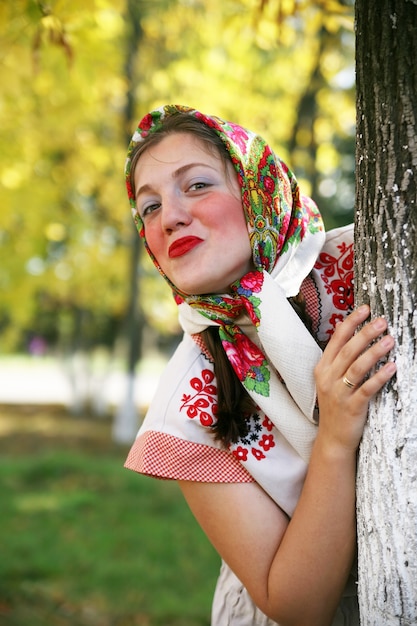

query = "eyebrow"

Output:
[[135, 162, 217, 201]]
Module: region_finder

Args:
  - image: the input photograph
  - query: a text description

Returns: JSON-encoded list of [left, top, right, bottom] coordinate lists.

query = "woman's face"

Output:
[[134, 133, 253, 295]]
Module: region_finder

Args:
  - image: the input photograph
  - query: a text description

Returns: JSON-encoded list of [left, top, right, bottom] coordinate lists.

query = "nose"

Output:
[[161, 192, 191, 233]]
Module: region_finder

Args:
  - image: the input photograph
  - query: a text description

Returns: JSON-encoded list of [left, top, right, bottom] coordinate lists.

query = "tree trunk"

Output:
[[112, 0, 144, 444], [355, 0, 417, 623]]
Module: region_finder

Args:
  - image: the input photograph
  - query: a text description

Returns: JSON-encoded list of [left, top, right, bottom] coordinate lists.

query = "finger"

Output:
[[324, 313, 389, 381], [342, 332, 395, 389], [322, 305, 371, 362], [354, 359, 396, 399]]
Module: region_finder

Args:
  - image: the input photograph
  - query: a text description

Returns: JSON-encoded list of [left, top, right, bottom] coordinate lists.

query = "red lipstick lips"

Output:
[[168, 236, 203, 258]]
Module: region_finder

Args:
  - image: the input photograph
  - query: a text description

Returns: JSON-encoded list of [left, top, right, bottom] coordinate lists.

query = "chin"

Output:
[[178, 284, 216, 297], [175, 279, 214, 296]]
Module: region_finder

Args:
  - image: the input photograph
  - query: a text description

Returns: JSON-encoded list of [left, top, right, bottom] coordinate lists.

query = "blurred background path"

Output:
[[0, 354, 165, 419]]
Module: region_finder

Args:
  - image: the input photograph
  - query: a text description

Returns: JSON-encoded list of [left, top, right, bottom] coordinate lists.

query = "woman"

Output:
[[124, 104, 396, 625]]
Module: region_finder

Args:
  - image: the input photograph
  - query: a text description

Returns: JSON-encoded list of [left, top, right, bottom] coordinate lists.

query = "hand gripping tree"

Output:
[[355, 0, 417, 623]]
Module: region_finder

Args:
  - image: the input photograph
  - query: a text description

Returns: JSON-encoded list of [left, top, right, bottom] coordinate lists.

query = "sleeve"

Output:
[[125, 430, 254, 482], [124, 333, 254, 483]]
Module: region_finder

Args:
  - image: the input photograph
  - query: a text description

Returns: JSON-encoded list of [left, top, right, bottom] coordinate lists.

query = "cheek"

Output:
[[223, 201, 249, 238], [143, 224, 164, 262], [218, 206, 252, 264]]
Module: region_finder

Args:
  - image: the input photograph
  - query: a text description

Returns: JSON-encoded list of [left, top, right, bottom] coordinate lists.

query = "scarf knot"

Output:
[[186, 269, 266, 327], [230, 269, 265, 327]]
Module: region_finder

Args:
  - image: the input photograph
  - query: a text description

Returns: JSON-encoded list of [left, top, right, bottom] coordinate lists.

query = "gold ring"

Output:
[[342, 376, 356, 389]]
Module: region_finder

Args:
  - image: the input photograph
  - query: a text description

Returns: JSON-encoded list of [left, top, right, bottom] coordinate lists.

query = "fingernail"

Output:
[[357, 304, 370, 314], [380, 335, 393, 347], [373, 317, 386, 330]]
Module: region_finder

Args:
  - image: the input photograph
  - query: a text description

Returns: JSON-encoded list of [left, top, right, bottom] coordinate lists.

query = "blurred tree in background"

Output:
[[0, 0, 355, 364]]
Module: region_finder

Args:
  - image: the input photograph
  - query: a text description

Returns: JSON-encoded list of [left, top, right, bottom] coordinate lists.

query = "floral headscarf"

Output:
[[125, 104, 324, 300], [125, 104, 326, 461]]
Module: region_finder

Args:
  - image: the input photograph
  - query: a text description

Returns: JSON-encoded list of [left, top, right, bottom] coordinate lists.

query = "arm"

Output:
[[179, 305, 396, 625]]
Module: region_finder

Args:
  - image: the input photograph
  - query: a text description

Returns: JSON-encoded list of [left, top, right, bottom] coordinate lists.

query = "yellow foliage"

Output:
[[45, 222, 67, 242], [316, 143, 340, 173], [0, 0, 355, 352]]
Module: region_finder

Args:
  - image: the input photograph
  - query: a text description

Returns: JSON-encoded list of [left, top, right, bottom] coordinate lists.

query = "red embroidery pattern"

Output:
[[180, 369, 218, 427], [230, 414, 276, 463], [314, 240, 354, 337]]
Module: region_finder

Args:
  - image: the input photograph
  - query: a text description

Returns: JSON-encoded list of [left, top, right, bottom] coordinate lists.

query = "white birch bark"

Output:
[[355, 0, 417, 623]]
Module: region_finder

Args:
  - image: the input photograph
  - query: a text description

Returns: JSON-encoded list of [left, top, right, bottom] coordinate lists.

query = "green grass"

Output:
[[0, 409, 220, 625]]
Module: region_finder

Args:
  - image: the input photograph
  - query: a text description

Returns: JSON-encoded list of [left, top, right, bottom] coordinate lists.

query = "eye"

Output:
[[188, 181, 211, 192], [141, 201, 161, 217]]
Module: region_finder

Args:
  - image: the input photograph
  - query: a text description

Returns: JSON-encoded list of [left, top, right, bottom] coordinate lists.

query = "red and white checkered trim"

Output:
[[124, 430, 254, 483], [300, 273, 321, 336], [191, 333, 214, 361]]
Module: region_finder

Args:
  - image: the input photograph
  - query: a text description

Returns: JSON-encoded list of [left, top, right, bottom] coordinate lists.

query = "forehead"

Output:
[[137, 133, 221, 171], [133, 132, 237, 197]]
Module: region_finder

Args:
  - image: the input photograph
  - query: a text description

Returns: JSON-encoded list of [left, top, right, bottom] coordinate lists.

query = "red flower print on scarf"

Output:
[[252, 448, 266, 460], [315, 242, 354, 308], [230, 412, 276, 464], [233, 446, 249, 462], [126, 178, 134, 199], [139, 113, 154, 132], [259, 434, 275, 452], [231, 270, 264, 326], [328, 313, 345, 328], [315, 240, 355, 337], [258, 246, 272, 272], [263, 175, 276, 194], [239, 270, 263, 294], [180, 369, 218, 427], [221, 330, 264, 378], [332, 271, 354, 310], [220, 327, 270, 396]]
